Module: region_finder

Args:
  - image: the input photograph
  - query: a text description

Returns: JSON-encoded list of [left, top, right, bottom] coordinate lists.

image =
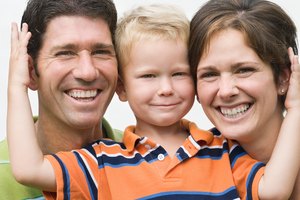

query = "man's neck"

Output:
[[35, 119, 103, 154]]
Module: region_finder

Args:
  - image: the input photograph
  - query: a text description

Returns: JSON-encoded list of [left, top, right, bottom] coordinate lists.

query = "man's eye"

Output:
[[92, 49, 111, 55], [55, 51, 75, 57]]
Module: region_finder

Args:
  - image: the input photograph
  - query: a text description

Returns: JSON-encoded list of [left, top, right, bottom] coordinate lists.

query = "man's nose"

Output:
[[72, 51, 98, 82]]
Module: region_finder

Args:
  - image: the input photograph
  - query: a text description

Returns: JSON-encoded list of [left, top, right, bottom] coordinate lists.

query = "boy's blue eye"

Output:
[[141, 74, 155, 78], [173, 72, 185, 76]]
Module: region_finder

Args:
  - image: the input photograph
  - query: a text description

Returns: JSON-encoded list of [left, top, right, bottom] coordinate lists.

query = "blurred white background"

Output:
[[1, 0, 299, 140]]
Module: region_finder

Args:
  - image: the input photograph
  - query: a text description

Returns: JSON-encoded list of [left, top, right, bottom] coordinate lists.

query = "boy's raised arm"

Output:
[[258, 48, 300, 199], [7, 23, 56, 191]]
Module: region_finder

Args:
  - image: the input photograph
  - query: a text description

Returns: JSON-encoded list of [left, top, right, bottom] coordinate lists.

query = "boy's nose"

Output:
[[157, 77, 174, 96]]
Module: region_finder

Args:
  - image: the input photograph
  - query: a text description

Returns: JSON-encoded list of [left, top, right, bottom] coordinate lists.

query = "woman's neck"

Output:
[[239, 115, 283, 163]]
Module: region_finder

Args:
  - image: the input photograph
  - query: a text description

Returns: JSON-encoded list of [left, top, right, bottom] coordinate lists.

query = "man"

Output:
[[1, 0, 121, 199]]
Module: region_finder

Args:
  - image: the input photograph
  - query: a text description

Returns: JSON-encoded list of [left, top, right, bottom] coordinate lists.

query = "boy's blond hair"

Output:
[[115, 4, 190, 76]]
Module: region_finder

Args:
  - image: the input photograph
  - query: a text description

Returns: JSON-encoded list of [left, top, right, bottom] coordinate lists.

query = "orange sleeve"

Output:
[[43, 151, 95, 200], [229, 142, 265, 200]]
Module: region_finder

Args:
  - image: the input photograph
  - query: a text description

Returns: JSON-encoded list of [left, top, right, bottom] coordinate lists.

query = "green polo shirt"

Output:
[[0, 118, 122, 200]]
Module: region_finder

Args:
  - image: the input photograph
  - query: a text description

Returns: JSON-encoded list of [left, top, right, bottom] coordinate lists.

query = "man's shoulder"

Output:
[[0, 139, 8, 161], [0, 139, 43, 200], [102, 118, 123, 142]]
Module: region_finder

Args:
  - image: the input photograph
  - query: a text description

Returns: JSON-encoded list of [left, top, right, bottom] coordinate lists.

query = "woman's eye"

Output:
[[200, 72, 218, 78], [236, 67, 255, 75], [197, 71, 219, 82]]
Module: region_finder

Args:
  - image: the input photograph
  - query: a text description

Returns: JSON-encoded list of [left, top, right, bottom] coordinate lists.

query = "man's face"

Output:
[[34, 16, 117, 130]]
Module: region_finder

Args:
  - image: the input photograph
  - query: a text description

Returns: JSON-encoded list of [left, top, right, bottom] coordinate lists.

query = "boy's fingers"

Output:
[[10, 22, 19, 54]]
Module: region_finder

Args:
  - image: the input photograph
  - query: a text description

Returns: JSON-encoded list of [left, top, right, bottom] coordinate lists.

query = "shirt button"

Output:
[[157, 154, 165, 161]]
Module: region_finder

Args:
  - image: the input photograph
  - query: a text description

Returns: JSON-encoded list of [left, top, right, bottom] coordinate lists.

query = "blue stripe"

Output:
[[210, 127, 222, 136], [246, 162, 265, 200], [196, 140, 229, 160], [176, 147, 189, 161], [138, 186, 239, 200], [196, 147, 228, 160], [52, 154, 70, 200], [73, 151, 98, 200], [229, 145, 248, 168], [98, 147, 167, 169]]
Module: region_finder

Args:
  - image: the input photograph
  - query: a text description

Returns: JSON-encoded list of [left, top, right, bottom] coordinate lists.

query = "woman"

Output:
[[189, 0, 300, 199]]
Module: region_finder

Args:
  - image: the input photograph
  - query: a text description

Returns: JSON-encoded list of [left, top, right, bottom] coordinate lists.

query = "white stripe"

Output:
[[26, 197, 45, 200], [0, 160, 10, 164], [181, 145, 192, 157], [188, 135, 201, 150], [77, 151, 98, 188], [200, 139, 227, 150], [229, 143, 239, 154]]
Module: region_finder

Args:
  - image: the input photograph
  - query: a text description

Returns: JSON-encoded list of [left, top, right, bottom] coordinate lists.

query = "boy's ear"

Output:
[[116, 76, 127, 102], [277, 68, 290, 95], [28, 56, 38, 91]]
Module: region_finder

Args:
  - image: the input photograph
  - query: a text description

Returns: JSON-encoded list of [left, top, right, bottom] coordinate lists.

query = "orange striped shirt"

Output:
[[44, 119, 264, 200]]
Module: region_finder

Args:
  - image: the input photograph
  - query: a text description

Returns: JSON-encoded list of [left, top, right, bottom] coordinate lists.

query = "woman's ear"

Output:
[[277, 68, 290, 95], [116, 76, 127, 102], [28, 56, 38, 91]]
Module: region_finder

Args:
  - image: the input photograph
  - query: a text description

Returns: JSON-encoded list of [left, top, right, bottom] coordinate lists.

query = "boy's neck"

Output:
[[135, 120, 189, 157]]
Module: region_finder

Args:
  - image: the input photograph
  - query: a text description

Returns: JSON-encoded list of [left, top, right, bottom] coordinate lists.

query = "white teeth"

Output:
[[220, 104, 250, 118], [67, 90, 97, 99]]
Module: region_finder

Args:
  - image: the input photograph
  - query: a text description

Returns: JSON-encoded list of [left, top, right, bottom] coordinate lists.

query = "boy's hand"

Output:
[[285, 47, 300, 110], [8, 23, 32, 89]]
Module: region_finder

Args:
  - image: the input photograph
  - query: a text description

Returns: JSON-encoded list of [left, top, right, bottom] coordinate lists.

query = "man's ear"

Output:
[[28, 56, 38, 91], [116, 76, 127, 102], [277, 68, 290, 95]]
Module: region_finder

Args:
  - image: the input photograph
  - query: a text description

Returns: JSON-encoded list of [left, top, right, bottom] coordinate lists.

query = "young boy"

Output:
[[7, 4, 299, 200]]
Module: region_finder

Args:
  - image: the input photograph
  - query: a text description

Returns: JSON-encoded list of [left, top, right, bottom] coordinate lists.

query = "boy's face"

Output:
[[117, 38, 195, 127], [32, 16, 118, 130]]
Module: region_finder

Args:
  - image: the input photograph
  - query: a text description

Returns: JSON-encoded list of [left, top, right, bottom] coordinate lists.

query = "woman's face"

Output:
[[196, 29, 284, 144]]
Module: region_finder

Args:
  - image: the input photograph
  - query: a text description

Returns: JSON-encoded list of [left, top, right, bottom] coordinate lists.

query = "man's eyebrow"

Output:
[[92, 43, 114, 50], [49, 43, 78, 53], [49, 43, 115, 53]]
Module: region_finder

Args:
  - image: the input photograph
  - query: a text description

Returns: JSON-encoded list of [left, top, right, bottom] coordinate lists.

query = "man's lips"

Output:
[[66, 89, 99, 100]]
